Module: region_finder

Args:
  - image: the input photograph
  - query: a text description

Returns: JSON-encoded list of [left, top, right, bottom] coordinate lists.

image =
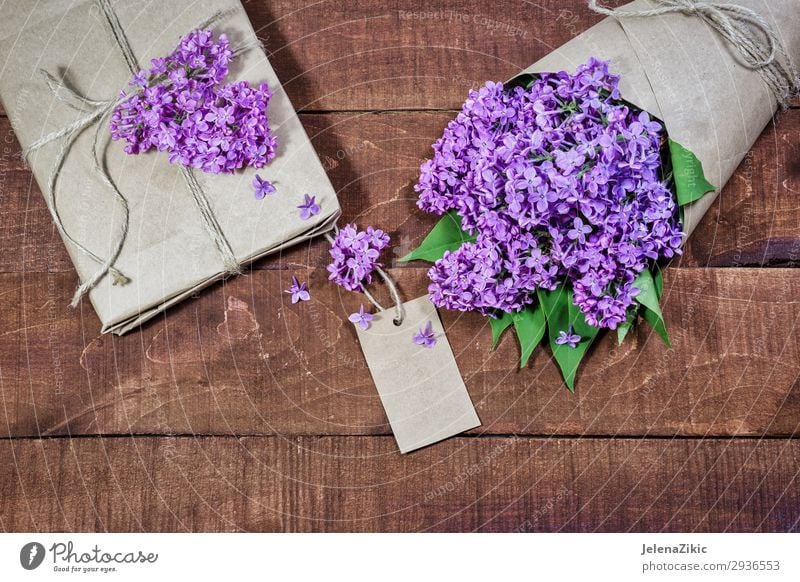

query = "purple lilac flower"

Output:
[[297, 194, 321, 220], [327, 224, 390, 292], [110, 29, 277, 175], [252, 174, 276, 199], [285, 276, 310, 304], [416, 58, 683, 330], [129, 70, 148, 87], [412, 321, 437, 348], [348, 304, 374, 330], [555, 329, 581, 348]]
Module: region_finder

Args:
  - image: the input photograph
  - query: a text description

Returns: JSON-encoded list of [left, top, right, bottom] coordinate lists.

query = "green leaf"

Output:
[[537, 286, 601, 392], [537, 286, 570, 331], [616, 300, 641, 345], [400, 211, 476, 263], [653, 266, 664, 300], [633, 269, 671, 348], [617, 320, 633, 345], [489, 311, 514, 349], [512, 305, 546, 367], [669, 139, 715, 207], [643, 306, 671, 348], [633, 269, 661, 316]]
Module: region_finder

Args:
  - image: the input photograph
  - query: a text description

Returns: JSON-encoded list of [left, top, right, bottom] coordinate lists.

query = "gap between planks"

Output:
[[0, 434, 797, 441]]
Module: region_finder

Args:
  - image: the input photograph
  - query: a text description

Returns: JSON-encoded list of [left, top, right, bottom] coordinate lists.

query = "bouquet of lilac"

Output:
[[110, 29, 277, 174], [404, 58, 715, 390]]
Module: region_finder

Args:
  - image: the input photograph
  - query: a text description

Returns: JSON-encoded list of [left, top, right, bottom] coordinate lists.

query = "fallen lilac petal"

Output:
[[412, 321, 437, 348], [297, 194, 321, 220], [555, 329, 582, 348], [285, 276, 310, 304], [348, 304, 374, 330], [252, 174, 276, 199]]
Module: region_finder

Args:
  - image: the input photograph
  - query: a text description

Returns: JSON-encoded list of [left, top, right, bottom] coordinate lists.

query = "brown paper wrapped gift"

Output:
[[0, 0, 341, 334]]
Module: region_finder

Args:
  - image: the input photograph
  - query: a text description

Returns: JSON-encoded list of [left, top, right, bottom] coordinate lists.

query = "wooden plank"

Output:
[[247, 0, 799, 112], [0, 436, 797, 532], [232, 0, 601, 111], [1, 110, 798, 274], [1, 267, 798, 438], [1, 1, 798, 115]]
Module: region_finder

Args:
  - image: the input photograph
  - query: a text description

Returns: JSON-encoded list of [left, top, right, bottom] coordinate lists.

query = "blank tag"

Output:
[[354, 295, 481, 453]]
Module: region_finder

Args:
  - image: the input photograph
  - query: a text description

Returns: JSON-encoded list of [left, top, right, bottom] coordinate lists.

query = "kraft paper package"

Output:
[[521, 0, 799, 238], [0, 0, 341, 334]]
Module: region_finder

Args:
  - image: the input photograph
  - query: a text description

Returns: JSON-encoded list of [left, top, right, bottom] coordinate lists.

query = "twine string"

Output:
[[587, 0, 800, 108], [96, 0, 141, 73], [180, 167, 241, 274], [22, 78, 130, 306], [374, 265, 405, 325], [22, 1, 262, 306]]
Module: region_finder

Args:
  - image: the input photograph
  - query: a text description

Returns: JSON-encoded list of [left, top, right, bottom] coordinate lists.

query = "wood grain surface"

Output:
[[1, 436, 797, 532], [0, 0, 798, 532], [2, 112, 799, 274], [1, 268, 798, 439]]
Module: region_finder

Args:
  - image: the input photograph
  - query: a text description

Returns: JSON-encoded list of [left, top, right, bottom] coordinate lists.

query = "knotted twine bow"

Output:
[[588, 0, 800, 108], [22, 0, 261, 307]]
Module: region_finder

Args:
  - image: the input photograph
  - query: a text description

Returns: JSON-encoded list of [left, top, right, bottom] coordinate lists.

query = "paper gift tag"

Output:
[[354, 296, 481, 453]]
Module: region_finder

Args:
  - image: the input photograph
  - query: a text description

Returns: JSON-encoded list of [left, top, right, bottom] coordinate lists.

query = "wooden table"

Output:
[[1, 1, 798, 532]]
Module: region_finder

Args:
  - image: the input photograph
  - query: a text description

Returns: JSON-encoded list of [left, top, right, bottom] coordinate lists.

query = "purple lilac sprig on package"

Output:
[[327, 224, 390, 292], [110, 29, 277, 175], [415, 58, 683, 330]]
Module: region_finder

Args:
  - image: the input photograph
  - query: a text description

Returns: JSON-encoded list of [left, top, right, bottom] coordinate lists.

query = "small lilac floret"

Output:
[[327, 224, 390, 292]]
